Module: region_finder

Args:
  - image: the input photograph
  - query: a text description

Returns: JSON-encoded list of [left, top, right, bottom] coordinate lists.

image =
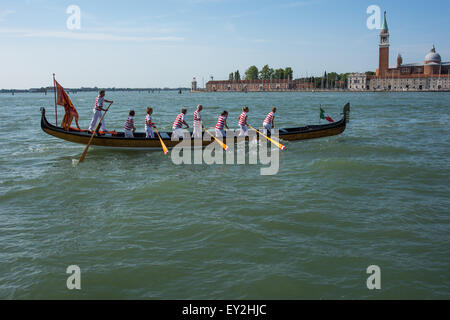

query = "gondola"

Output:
[[40, 103, 350, 149]]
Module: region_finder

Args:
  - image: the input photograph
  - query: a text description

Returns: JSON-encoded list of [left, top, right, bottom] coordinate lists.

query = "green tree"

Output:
[[274, 68, 285, 80], [259, 65, 274, 80], [245, 66, 259, 80], [234, 70, 241, 81], [314, 77, 322, 88], [229, 73, 234, 81], [341, 73, 350, 87], [328, 72, 338, 82], [284, 67, 293, 80]]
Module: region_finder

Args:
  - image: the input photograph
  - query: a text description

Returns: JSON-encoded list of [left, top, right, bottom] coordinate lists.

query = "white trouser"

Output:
[[192, 122, 202, 138], [89, 109, 106, 131], [124, 129, 134, 138], [172, 128, 184, 139], [263, 123, 272, 134], [146, 127, 155, 138], [215, 128, 226, 137], [239, 125, 248, 137]]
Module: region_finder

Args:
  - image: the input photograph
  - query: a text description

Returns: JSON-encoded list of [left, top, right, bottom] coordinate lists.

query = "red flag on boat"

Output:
[[55, 80, 80, 130]]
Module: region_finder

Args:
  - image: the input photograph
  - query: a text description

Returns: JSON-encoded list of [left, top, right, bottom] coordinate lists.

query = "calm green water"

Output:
[[0, 91, 449, 299]]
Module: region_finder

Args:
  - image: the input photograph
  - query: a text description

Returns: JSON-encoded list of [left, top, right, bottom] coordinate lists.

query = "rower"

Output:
[[89, 90, 113, 131], [238, 106, 250, 137], [192, 104, 203, 139], [124, 110, 136, 138], [145, 107, 155, 138], [172, 108, 189, 139], [215, 111, 229, 137], [263, 107, 277, 134], [89, 90, 113, 132]]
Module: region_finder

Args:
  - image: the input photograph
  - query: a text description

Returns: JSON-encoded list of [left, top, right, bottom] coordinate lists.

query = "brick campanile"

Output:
[[378, 11, 390, 78]]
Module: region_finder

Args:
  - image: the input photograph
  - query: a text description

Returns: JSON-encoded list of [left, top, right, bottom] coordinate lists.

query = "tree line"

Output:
[[304, 71, 375, 89], [305, 71, 350, 89], [226, 68, 377, 89], [228, 65, 294, 81]]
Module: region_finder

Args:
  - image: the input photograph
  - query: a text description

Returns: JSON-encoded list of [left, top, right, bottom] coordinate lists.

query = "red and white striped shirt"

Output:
[[124, 116, 134, 131], [173, 113, 185, 129], [94, 96, 104, 111], [264, 112, 275, 125], [145, 114, 153, 128], [238, 112, 248, 126], [193, 110, 201, 124], [216, 115, 227, 130]]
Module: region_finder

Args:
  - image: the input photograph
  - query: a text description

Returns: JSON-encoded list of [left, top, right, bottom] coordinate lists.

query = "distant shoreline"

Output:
[[0, 88, 190, 94], [191, 89, 450, 93], [1, 88, 449, 94]]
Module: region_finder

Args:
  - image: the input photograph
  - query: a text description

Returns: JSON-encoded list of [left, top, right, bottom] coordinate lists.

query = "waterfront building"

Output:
[[349, 12, 450, 91], [205, 78, 315, 92], [347, 74, 367, 91]]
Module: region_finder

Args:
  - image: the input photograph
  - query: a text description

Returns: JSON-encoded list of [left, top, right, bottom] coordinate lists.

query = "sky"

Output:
[[0, 0, 449, 89]]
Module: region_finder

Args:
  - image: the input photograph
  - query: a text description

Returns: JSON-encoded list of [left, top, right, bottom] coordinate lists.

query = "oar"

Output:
[[202, 126, 228, 151], [79, 102, 113, 163], [153, 126, 169, 155], [248, 125, 286, 150]]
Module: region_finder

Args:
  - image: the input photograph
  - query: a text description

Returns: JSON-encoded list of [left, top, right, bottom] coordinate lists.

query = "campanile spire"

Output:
[[378, 11, 390, 77]]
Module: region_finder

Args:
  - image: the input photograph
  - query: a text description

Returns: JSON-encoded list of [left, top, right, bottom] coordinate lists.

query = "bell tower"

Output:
[[378, 11, 390, 78], [397, 54, 403, 68], [191, 77, 197, 92]]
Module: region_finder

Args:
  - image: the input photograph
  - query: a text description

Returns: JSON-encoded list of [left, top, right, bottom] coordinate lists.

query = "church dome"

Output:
[[425, 45, 441, 63]]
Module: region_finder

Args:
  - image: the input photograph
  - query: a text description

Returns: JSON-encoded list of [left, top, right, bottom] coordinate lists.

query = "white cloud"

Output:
[[88, 26, 178, 34], [0, 9, 15, 22], [0, 28, 184, 42]]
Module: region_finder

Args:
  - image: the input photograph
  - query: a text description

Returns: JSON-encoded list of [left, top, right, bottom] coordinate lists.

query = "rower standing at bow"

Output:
[[192, 104, 203, 139], [238, 106, 250, 137], [89, 90, 113, 132]]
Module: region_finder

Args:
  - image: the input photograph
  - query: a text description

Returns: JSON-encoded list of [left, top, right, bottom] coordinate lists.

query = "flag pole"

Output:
[[53, 73, 57, 126]]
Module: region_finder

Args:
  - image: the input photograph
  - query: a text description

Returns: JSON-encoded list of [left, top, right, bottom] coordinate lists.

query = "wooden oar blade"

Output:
[[79, 148, 88, 163], [271, 137, 286, 150], [270, 138, 286, 150], [249, 125, 286, 151], [219, 140, 229, 151], [154, 127, 169, 155], [203, 126, 228, 151]]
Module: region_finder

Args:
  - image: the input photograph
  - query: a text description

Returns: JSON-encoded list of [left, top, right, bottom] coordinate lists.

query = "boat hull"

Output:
[[40, 103, 350, 149]]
